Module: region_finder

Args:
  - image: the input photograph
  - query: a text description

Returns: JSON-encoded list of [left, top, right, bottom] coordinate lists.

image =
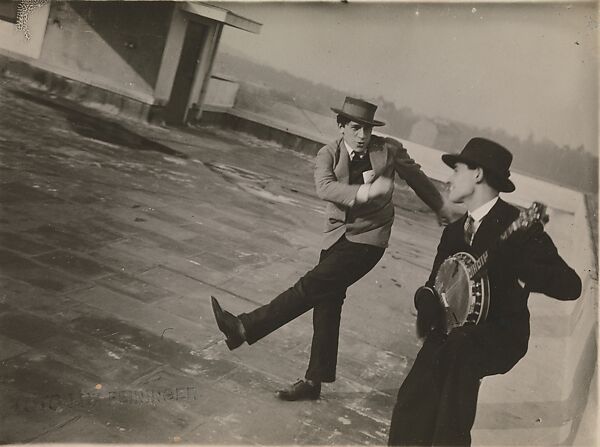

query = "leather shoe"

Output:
[[276, 379, 321, 401], [211, 296, 245, 350]]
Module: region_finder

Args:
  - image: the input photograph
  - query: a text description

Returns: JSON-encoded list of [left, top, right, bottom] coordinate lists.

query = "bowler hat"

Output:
[[331, 97, 385, 127], [442, 137, 515, 193]]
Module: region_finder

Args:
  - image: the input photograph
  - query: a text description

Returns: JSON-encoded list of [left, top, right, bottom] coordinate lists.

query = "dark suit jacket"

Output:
[[425, 199, 581, 363], [314, 135, 444, 249]]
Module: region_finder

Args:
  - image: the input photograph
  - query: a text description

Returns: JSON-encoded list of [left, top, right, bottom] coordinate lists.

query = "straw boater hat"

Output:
[[442, 137, 516, 193], [331, 96, 385, 127]]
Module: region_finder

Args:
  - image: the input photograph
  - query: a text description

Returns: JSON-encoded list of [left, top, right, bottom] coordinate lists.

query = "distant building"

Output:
[[0, 1, 260, 124]]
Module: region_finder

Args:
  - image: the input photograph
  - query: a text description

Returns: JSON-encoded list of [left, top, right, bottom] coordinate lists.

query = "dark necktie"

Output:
[[464, 215, 476, 245], [349, 152, 371, 185]]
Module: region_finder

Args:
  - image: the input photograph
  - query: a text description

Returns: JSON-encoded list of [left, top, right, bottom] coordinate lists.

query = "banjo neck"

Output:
[[467, 204, 547, 279]]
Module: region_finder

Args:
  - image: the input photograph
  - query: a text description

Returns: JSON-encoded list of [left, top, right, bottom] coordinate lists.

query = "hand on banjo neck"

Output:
[[468, 202, 549, 280]]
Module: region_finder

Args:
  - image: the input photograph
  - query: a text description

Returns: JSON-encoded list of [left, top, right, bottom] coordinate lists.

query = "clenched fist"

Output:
[[368, 176, 394, 199]]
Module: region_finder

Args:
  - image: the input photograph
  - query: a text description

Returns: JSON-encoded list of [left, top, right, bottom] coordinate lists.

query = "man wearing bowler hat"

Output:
[[388, 137, 581, 446], [211, 96, 459, 401]]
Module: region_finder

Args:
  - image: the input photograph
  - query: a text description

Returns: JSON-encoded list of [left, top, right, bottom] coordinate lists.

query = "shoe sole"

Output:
[[275, 392, 320, 401], [211, 296, 226, 332], [211, 296, 243, 351], [225, 337, 243, 350], [275, 382, 321, 401]]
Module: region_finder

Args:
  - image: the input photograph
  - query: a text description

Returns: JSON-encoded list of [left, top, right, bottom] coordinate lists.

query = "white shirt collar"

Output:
[[469, 196, 499, 223], [344, 140, 366, 160]]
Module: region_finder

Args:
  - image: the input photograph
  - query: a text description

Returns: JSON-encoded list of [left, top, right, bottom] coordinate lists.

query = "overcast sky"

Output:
[[218, 2, 598, 154]]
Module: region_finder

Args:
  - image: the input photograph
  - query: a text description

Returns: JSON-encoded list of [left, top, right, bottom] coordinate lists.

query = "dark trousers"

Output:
[[388, 319, 529, 446], [238, 235, 385, 383]]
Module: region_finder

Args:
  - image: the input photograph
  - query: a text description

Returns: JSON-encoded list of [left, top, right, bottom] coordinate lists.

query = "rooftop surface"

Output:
[[0, 79, 593, 445], [0, 80, 441, 444]]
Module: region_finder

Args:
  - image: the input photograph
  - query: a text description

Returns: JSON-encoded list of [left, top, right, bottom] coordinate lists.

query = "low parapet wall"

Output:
[[0, 54, 157, 121], [472, 193, 597, 446], [197, 108, 584, 214], [199, 108, 597, 445], [199, 107, 328, 155]]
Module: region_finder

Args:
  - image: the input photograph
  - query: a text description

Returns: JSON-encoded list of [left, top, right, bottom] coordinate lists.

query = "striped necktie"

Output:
[[464, 215, 476, 245]]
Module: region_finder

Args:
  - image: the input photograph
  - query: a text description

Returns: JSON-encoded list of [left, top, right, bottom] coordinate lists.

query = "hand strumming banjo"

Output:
[[433, 202, 549, 335]]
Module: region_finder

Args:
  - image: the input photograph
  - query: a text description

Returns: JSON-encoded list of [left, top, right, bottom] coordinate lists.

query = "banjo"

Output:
[[433, 201, 549, 335]]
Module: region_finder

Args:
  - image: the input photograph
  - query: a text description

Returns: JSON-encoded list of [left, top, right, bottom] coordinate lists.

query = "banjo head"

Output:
[[434, 252, 489, 333]]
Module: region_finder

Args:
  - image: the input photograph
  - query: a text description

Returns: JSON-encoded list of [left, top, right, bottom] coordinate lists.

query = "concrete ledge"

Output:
[[197, 108, 328, 156], [473, 194, 598, 446], [0, 54, 156, 122], [198, 108, 583, 214]]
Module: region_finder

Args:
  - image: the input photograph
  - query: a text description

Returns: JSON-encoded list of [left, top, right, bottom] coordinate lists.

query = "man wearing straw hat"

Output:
[[211, 96, 459, 401]]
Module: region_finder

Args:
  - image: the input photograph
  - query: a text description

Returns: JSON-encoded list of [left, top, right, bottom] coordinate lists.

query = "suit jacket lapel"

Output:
[[471, 199, 516, 255], [333, 138, 350, 183], [451, 213, 471, 253], [368, 137, 387, 175]]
